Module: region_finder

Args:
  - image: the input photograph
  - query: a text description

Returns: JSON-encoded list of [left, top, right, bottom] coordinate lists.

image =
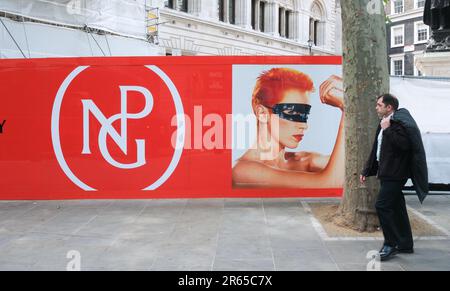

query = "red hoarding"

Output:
[[0, 56, 344, 200]]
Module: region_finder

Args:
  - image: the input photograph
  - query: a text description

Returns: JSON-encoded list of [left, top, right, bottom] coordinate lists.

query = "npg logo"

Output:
[[51, 65, 185, 191]]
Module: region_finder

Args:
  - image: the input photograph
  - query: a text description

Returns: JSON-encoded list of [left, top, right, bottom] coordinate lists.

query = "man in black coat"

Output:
[[360, 94, 429, 261]]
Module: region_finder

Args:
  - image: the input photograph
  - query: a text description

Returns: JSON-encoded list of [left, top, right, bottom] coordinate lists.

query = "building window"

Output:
[[165, 0, 174, 9], [391, 25, 404, 47], [415, 22, 429, 44], [279, 7, 284, 36], [259, 1, 266, 32], [251, 0, 257, 30], [285, 10, 291, 39], [251, 0, 267, 32], [164, 0, 188, 12], [229, 0, 235, 24], [394, 60, 403, 75], [415, 0, 425, 9], [278, 7, 292, 38], [391, 57, 404, 76], [310, 1, 324, 46], [219, 0, 235, 24], [179, 0, 188, 12], [219, 0, 224, 21], [394, 33, 403, 46], [310, 19, 319, 44], [392, 0, 404, 14]]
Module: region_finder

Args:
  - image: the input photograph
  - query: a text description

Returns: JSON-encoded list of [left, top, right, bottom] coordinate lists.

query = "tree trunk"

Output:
[[336, 0, 390, 232]]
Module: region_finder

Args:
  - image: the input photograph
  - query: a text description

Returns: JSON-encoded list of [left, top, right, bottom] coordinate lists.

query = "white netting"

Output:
[[0, 0, 148, 39], [391, 76, 450, 183], [391, 77, 450, 134], [0, 16, 160, 58]]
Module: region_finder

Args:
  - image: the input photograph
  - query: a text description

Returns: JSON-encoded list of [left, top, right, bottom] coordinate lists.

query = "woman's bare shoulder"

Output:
[[232, 158, 282, 185], [232, 157, 329, 188]]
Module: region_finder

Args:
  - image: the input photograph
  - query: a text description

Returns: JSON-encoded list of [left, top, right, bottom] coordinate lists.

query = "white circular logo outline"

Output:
[[51, 65, 186, 192]]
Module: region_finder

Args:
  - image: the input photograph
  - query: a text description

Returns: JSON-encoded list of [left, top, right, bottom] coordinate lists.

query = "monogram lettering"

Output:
[[81, 86, 153, 169]]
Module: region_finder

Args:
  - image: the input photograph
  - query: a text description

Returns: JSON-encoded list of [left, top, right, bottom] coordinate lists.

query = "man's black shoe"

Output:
[[398, 248, 414, 254], [379, 245, 398, 261]]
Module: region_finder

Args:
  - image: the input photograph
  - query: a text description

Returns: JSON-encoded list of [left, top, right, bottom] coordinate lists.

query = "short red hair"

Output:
[[252, 68, 314, 109]]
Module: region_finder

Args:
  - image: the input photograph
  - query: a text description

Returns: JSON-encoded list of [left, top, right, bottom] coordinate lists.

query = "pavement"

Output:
[[0, 195, 449, 271]]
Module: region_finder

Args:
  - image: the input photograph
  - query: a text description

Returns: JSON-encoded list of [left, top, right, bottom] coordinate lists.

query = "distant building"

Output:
[[385, 0, 430, 76]]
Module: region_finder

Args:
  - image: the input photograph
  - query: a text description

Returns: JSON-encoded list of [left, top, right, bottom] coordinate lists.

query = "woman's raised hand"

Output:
[[319, 75, 344, 110]]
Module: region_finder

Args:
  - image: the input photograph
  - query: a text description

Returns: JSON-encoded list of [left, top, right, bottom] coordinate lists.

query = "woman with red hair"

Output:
[[232, 68, 344, 188]]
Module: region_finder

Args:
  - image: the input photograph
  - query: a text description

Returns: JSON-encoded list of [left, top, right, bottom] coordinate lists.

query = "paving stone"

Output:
[[0, 197, 449, 271]]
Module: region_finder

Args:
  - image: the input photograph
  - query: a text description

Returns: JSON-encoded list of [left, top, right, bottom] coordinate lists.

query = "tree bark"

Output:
[[336, 0, 390, 232]]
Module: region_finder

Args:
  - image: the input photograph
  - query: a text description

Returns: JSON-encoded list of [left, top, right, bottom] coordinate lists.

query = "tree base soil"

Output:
[[309, 203, 444, 237]]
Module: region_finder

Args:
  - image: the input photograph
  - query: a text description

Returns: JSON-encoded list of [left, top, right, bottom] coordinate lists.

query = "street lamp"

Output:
[[307, 39, 314, 56]]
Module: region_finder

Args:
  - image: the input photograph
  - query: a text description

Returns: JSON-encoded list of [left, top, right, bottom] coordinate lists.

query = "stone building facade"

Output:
[[150, 0, 342, 56]]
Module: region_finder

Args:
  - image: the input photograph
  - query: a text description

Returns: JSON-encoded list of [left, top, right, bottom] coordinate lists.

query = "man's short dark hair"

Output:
[[377, 94, 399, 111]]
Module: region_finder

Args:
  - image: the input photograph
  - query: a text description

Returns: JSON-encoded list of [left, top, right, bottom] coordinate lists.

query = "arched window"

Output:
[[309, 1, 325, 46]]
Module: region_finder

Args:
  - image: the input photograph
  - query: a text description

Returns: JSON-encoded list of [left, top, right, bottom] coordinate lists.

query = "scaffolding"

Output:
[[146, 6, 160, 45], [145, 5, 170, 46]]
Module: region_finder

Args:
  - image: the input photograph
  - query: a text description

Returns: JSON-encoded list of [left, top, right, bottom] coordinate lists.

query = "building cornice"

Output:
[[388, 9, 424, 23]]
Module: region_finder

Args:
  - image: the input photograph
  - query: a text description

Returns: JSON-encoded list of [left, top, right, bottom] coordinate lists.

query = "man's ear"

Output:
[[255, 104, 269, 123]]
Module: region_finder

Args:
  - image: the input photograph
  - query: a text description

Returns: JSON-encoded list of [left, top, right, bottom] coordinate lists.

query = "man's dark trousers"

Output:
[[376, 179, 414, 249]]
